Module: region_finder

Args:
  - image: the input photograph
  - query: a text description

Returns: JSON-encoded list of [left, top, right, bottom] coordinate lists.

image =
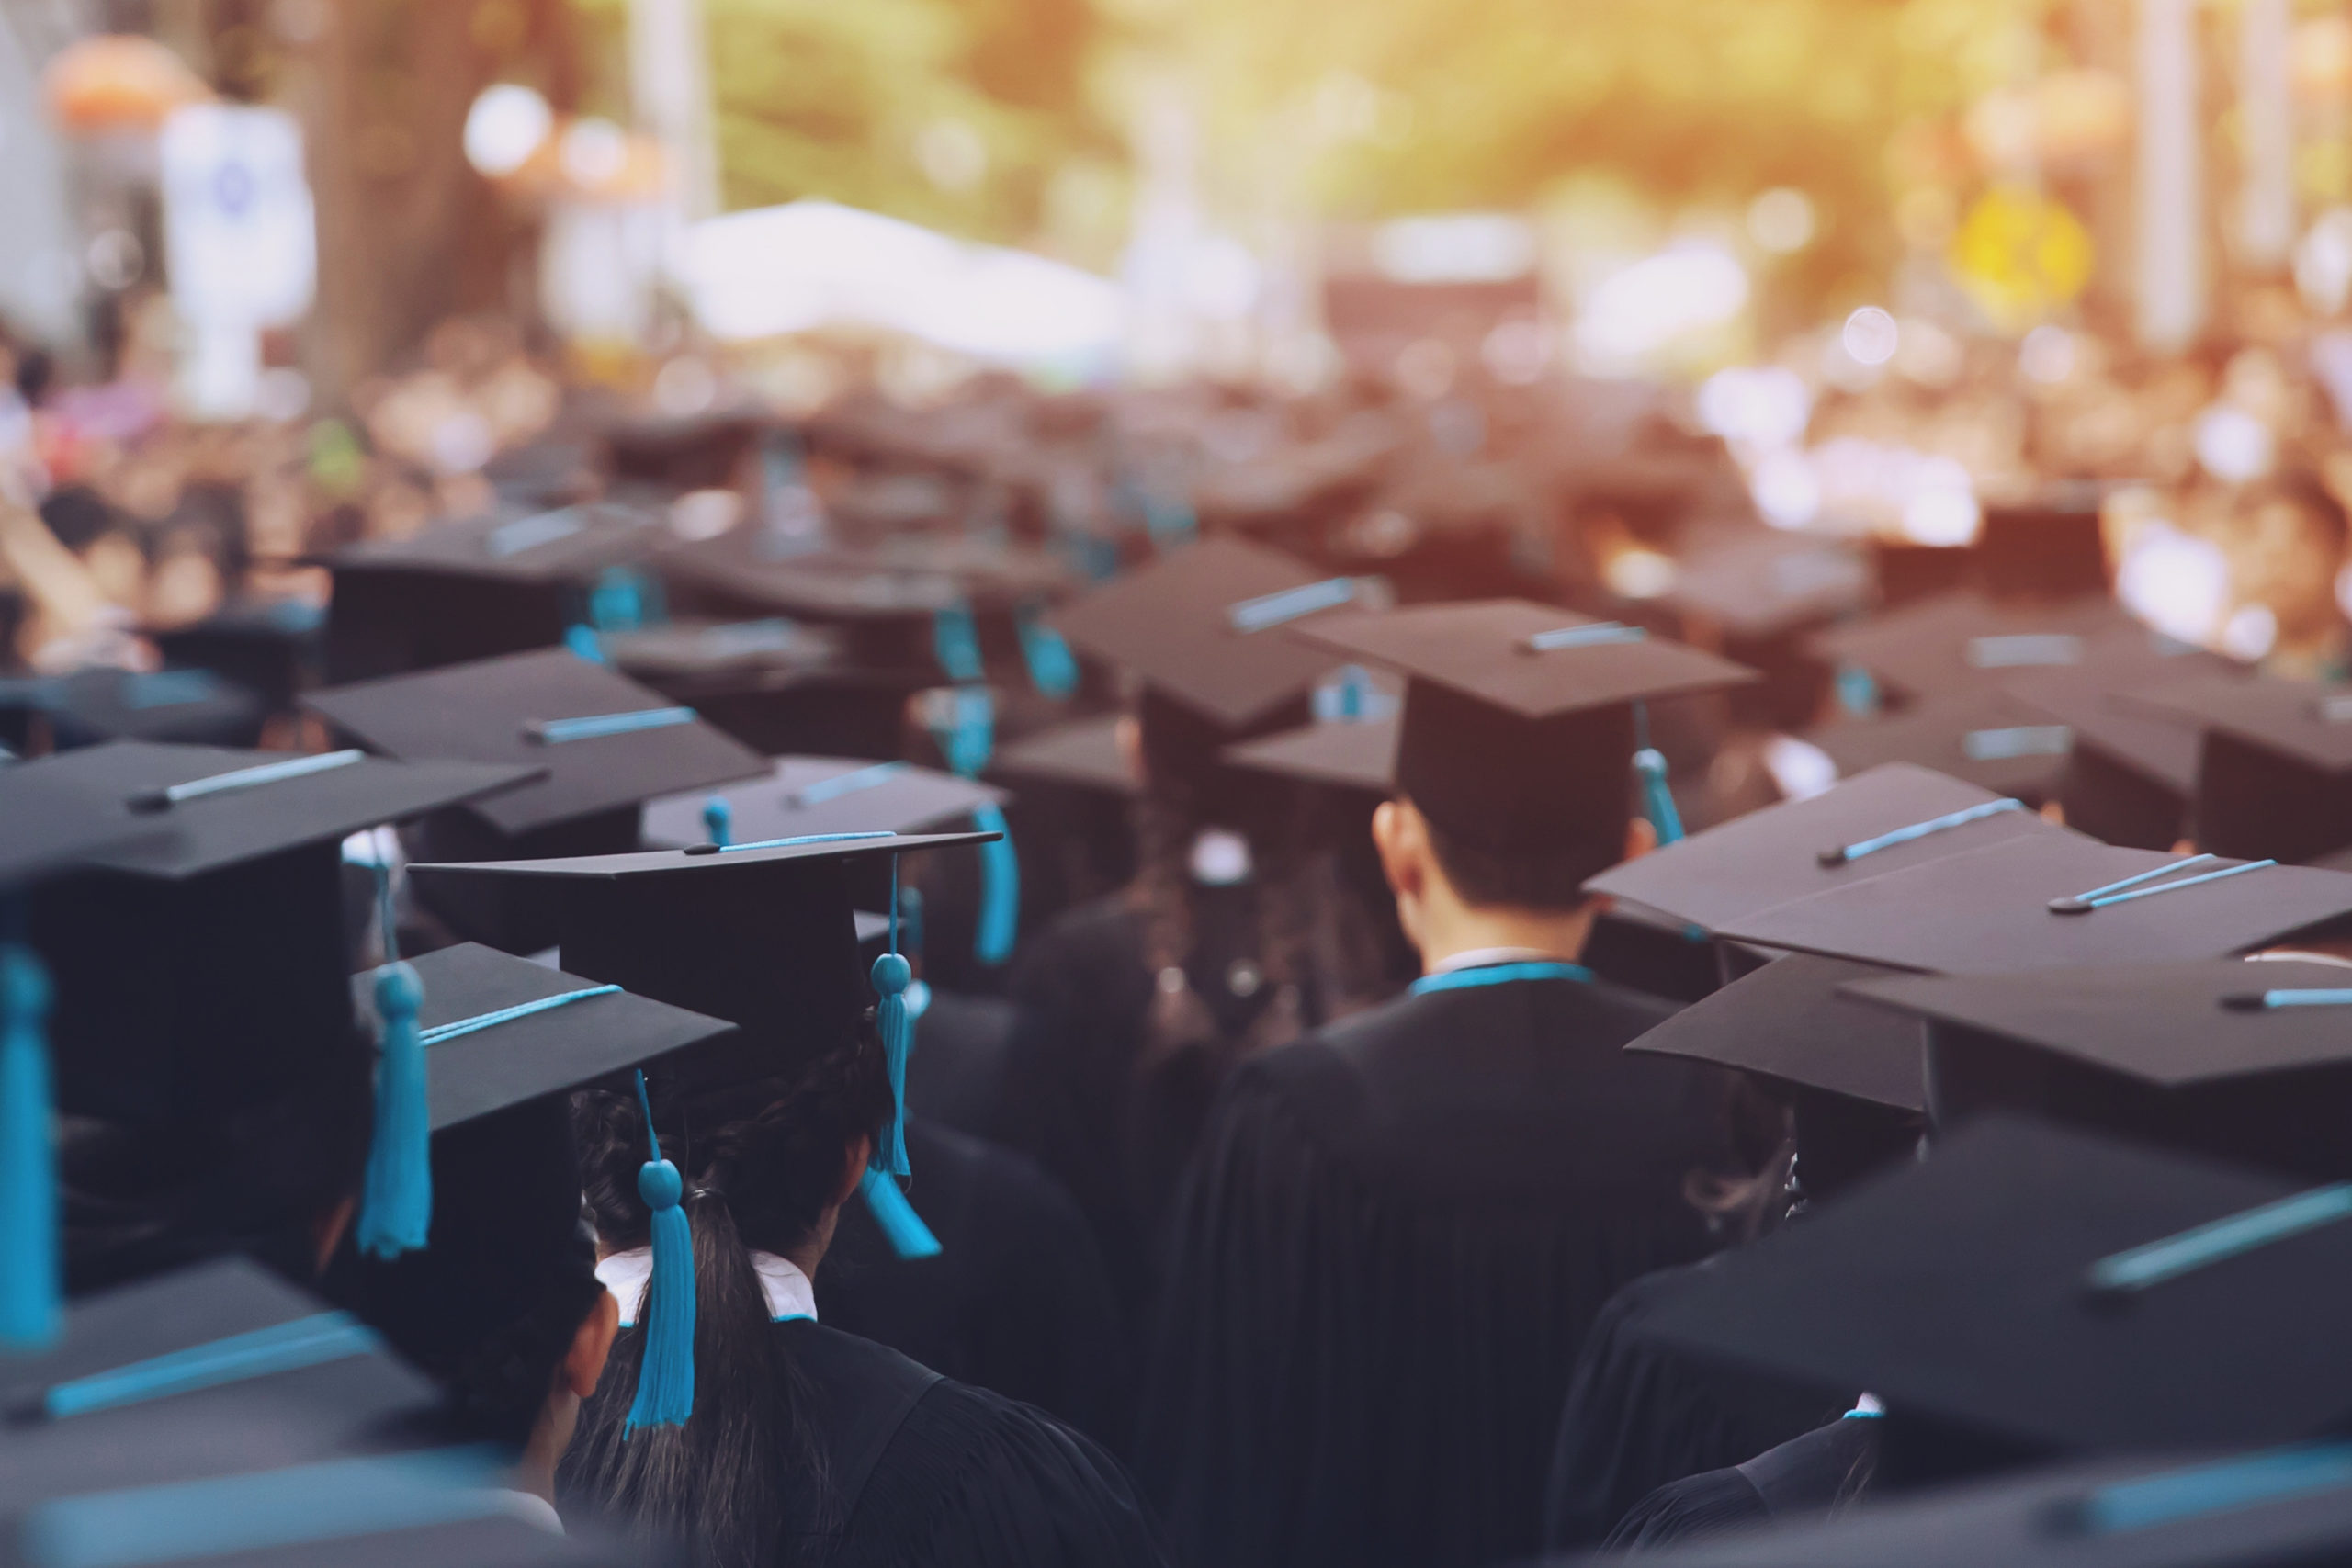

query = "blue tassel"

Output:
[[564, 625, 605, 663], [356, 963, 430, 1259], [932, 604, 985, 684], [931, 687, 995, 778], [624, 1070, 695, 1435], [701, 795, 732, 848], [1632, 702, 1684, 846], [871, 952, 913, 1178], [859, 1168, 942, 1259], [0, 944, 59, 1351], [1835, 660, 1880, 718], [1016, 608, 1079, 699], [970, 801, 1019, 968]]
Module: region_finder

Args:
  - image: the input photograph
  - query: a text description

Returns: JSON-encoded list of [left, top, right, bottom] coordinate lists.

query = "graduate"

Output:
[[406, 832, 1172, 1568], [1135, 600, 1758, 1568]]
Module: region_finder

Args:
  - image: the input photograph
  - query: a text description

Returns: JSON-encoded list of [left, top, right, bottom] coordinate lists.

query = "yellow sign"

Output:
[[1949, 186, 2094, 332]]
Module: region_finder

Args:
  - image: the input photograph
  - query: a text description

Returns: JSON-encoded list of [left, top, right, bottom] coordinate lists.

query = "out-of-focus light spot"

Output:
[[559, 118, 628, 189], [2193, 404, 2277, 483], [1697, 366, 1812, 448], [2116, 521, 2229, 644], [427, 412, 494, 476], [1372, 213, 1538, 284], [1761, 734, 1838, 800], [652, 356, 718, 417], [916, 118, 988, 194], [1841, 307, 1899, 367], [1393, 337, 1456, 400], [254, 367, 310, 423], [1751, 447, 1822, 527], [2019, 323, 2077, 385], [1182, 236, 1261, 321], [1747, 187, 1816, 254], [1481, 315, 1552, 385], [85, 228, 143, 290], [1894, 318, 1962, 389], [1577, 243, 1749, 363], [464, 83, 551, 178], [1603, 547, 1679, 600], [2298, 209, 2352, 316], [1901, 480, 1982, 547], [2222, 603, 2279, 660], [670, 489, 743, 541]]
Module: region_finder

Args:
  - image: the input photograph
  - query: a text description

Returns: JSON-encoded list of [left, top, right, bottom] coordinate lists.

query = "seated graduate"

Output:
[[404, 832, 1173, 1568], [1135, 601, 1759, 1568]]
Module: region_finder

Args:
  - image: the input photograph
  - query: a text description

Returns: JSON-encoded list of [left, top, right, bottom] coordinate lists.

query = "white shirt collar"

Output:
[[1426, 945, 1558, 976], [596, 1247, 818, 1327]]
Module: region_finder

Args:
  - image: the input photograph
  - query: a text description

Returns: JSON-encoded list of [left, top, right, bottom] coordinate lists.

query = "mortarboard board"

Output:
[[1559, 1441, 2352, 1568], [1585, 762, 2065, 936], [2121, 674, 2352, 865], [1663, 533, 1871, 731], [982, 715, 1140, 936], [149, 597, 328, 716], [1220, 714, 1397, 795], [318, 503, 679, 684], [1632, 1116, 2352, 1464], [2006, 669, 2208, 851], [0, 765, 172, 894], [1045, 536, 1355, 732], [1720, 833, 2352, 975], [1849, 956, 2352, 1182], [0, 668, 269, 755], [596, 618, 929, 761], [1804, 592, 2217, 707], [1804, 688, 2080, 803], [988, 714, 1140, 798], [639, 757, 1007, 851], [1291, 601, 1753, 856], [1975, 484, 2111, 601]]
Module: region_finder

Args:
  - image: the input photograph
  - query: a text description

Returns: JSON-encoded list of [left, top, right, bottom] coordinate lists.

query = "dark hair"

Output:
[[60, 1023, 374, 1293], [1419, 802, 1623, 912], [559, 1025, 893, 1568]]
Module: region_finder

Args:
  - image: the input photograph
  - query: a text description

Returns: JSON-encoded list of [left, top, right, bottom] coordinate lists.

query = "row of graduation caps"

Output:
[[5, 524, 2352, 1561]]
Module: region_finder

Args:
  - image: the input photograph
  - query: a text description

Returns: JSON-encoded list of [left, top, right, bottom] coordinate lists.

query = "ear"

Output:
[[1623, 814, 1657, 863], [311, 1194, 357, 1276], [835, 1134, 874, 1209], [563, 1290, 621, 1400], [1372, 798, 1419, 898]]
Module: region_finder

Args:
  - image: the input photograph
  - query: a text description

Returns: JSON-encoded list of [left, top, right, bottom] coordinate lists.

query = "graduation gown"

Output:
[[770, 1320, 1171, 1568], [818, 1116, 1135, 1450], [904, 989, 1022, 1140], [1541, 1258, 1853, 1549], [1136, 968, 1739, 1568], [1600, 1414, 1881, 1551]]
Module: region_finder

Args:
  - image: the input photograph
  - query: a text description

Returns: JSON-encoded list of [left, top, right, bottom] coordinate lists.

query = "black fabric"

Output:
[[1396, 677, 1634, 855], [1603, 1416, 1883, 1552], [904, 990, 1021, 1137], [818, 1117, 1135, 1450], [766, 1321, 1170, 1568], [1542, 1261, 1851, 1551], [1136, 973, 1738, 1568]]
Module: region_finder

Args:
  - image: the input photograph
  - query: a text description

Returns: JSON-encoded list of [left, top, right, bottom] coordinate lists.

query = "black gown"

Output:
[[1136, 968, 1740, 1568], [769, 1319, 1170, 1568], [1601, 1414, 1882, 1551], [1541, 1258, 1853, 1549], [903, 988, 1021, 1140], [818, 1116, 1135, 1450]]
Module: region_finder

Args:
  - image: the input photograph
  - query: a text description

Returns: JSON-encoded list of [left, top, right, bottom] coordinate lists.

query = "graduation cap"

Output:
[[988, 714, 1140, 798], [1805, 592, 2216, 707], [328, 943, 732, 1438], [1629, 953, 1926, 1201], [603, 408, 766, 491], [1849, 957, 2352, 1183], [1290, 601, 1754, 856], [0, 668, 268, 754], [1804, 687, 2080, 803], [1663, 533, 1871, 730], [1221, 714, 1398, 795], [1585, 762, 2064, 935], [596, 618, 927, 761], [1578, 1442, 2352, 1568], [305, 650, 765, 950], [2121, 674, 2352, 865], [1044, 536, 1352, 734], [317, 503, 679, 684], [1975, 483, 2111, 601], [1630, 1115, 2352, 1465], [2004, 669, 2207, 851], [1717, 833, 2352, 976], [149, 596, 328, 715]]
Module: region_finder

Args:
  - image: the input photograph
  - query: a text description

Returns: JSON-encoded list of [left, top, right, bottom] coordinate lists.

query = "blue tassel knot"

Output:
[[625, 1070, 695, 1434], [0, 945, 60, 1351], [1634, 748, 1685, 846], [356, 963, 430, 1260], [871, 953, 913, 1178], [701, 795, 733, 848]]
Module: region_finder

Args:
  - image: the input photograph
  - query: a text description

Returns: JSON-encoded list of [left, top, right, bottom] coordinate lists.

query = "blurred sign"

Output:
[[160, 105, 315, 329], [1948, 186, 2092, 333]]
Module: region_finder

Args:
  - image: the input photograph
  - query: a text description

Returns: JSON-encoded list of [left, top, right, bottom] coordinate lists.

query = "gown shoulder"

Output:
[[1601, 1415, 1883, 1553]]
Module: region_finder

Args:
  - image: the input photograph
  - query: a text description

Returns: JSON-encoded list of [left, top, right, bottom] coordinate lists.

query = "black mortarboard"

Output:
[[1804, 687, 2080, 803], [2122, 675, 2352, 864], [1718, 833, 2352, 975], [595, 617, 923, 759], [1566, 1443, 2352, 1568], [1975, 484, 2110, 600], [1849, 957, 2352, 1182], [1046, 536, 1352, 731], [1291, 601, 1753, 854], [1629, 1116, 2350, 1461], [604, 409, 765, 491], [2007, 670, 2207, 851], [1630, 952, 1927, 1199], [305, 650, 764, 950], [1221, 714, 1398, 795], [987, 714, 1140, 798], [1664, 532, 1871, 730], [0, 1259, 442, 1509], [1585, 762, 2064, 935], [0, 668, 268, 754], [150, 597, 328, 715], [1805, 592, 2217, 705], [327, 944, 732, 1443], [982, 715, 1140, 934], [639, 757, 1007, 851], [318, 503, 678, 683], [0, 764, 170, 892], [17, 742, 534, 1122]]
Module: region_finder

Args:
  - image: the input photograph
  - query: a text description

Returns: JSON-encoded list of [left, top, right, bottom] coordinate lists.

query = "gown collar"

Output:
[[597, 1247, 818, 1326]]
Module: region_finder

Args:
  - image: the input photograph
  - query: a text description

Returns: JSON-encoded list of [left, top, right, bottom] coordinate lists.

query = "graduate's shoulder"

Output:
[[1005, 893, 1149, 1009]]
